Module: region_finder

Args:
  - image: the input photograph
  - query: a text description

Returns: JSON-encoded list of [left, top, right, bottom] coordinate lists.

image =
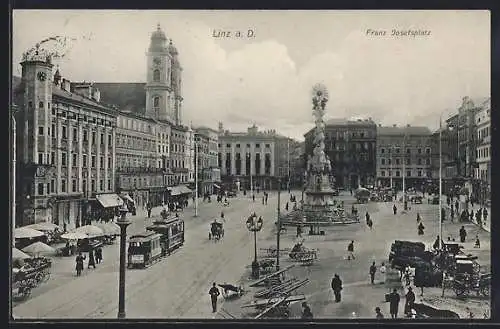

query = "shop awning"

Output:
[[168, 186, 182, 196], [120, 193, 135, 203], [96, 193, 124, 208], [179, 185, 192, 194], [213, 184, 221, 189], [168, 185, 192, 196]]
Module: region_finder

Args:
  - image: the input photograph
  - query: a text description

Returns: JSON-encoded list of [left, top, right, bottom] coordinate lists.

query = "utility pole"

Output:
[[287, 138, 290, 194], [276, 178, 281, 271], [12, 113, 16, 241], [439, 115, 445, 298], [403, 132, 407, 211], [194, 142, 198, 217]]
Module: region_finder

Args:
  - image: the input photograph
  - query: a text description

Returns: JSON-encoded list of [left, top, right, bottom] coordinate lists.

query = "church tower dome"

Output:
[[168, 40, 178, 56], [149, 24, 168, 52]]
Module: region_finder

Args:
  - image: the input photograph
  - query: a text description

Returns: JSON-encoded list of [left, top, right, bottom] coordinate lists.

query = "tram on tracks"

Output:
[[127, 231, 163, 268], [146, 215, 185, 256]]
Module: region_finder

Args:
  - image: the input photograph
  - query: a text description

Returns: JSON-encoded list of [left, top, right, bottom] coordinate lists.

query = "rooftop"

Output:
[[377, 126, 432, 136], [93, 82, 146, 114]]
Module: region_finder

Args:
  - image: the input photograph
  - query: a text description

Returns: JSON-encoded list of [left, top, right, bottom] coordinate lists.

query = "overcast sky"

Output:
[[12, 10, 490, 140]]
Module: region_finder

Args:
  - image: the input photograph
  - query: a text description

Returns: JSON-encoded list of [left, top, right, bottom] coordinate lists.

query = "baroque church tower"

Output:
[[145, 24, 183, 125]]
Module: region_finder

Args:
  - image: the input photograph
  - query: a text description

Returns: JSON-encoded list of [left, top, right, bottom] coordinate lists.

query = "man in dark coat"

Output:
[[301, 302, 313, 319], [88, 250, 96, 269], [389, 288, 400, 318], [405, 287, 416, 315], [75, 252, 86, 276], [393, 204, 397, 215], [331, 274, 343, 302], [347, 240, 355, 260], [459, 226, 467, 243], [369, 261, 377, 284], [209, 282, 220, 313]]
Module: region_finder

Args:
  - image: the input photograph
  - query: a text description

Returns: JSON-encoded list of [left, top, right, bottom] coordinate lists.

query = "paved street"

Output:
[[12, 191, 490, 319], [220, 192, 491, 319], [12, 192, 282, 319]]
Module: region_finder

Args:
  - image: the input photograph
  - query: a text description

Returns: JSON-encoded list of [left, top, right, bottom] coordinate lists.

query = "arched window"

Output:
[[153, 96, 160, 108], [153, 69, 160, 82]]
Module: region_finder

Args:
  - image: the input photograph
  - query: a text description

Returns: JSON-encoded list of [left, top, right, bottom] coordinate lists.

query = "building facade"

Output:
[[169, 125, 189, 185], [194, 127, 221, 195], [474, 98, 491, 203], [305, 118, 377, 190], [13, 52, 118, 229], [376, 125, 432, 190], [274, 136, 303, 190], [218, 124, 276, 190]]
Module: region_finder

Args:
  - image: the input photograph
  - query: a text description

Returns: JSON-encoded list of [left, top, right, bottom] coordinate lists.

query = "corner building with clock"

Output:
[[12, 25, 192, 228]]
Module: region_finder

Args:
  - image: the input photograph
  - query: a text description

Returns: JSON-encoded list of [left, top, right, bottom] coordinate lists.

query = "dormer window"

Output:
[[153, 69, 160, 82]]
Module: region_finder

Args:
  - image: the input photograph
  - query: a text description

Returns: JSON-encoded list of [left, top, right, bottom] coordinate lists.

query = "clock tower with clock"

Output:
[[145, 24, 177, 123], [20, 47, 54, 165]]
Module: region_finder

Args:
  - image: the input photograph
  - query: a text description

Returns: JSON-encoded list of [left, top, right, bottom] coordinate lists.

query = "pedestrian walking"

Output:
[[88, 249, 96, 269], [474, 235, 481, 248], [347, 240, 355, 260], [262, 196, 265, 205], [221, 211, 224, 219], [285, 202, 289, 211], [389, 288, 400, 318], [416, 212, 421, 223], [404, 287, 416, 316], [331, 274, 343, 302], [252, 194, 255, 202], [301, 302, 313, 320], [95, 247, 103, 264], [483, 208, 488, 222], [459, 226, 467, 243], [432, 235, 442, 250], [369, 261, 377, 284], [393, 204, 397, 215], [375, 307, 384, 319], [417, 222, 425, 236], [75, 252, 85, 276], [208, 282, 220, 313], [455, 200, 459, 213]]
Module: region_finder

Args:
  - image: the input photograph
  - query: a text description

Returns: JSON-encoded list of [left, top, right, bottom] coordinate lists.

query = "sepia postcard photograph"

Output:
[[10, 9, 491, 320]]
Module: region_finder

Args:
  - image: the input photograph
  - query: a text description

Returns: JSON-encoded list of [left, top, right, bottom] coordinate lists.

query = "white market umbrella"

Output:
[[26, 222, 59, 231], [15, 227, 45, 239], [22, 241, 56, 257], [13, 248, 31, 259], [97, 222, 120, 236], [73, 225, 104, 238], [61, 232, 88, 240]]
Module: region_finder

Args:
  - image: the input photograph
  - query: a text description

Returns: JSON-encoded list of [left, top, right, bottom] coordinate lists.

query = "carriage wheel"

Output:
[[42, 270, 50, 282], [453, 285, 467, 297], [480, 285, 490, 297], [22, 287, 32, 299]]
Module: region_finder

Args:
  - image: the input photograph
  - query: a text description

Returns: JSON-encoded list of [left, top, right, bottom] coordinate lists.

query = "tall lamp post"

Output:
[[403, 132, 408, 211], [117, 204, 131, 319], [276, 178, 281, 271], [194, 142, 198, 217], [246, 213, 263, 279]]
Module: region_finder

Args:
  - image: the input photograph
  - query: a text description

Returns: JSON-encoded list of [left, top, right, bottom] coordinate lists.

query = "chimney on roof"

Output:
[[72, 81, 94, 99], [91, 87, 101, 102]]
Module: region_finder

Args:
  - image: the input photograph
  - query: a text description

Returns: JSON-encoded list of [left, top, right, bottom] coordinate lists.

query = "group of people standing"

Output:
[[75, 247, 103, 277]]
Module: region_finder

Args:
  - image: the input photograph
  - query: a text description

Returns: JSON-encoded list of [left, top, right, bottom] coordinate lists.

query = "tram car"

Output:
[[127, 231, 163, 268], [146, 216, 185, 256]]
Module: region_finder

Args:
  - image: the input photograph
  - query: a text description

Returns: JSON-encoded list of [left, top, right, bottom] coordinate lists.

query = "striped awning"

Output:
[[168, 185, 192, 196], [96, 193, 124, 208]]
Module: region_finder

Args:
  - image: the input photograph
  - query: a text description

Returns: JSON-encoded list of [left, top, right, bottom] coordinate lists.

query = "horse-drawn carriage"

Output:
[[209, 221, 224, 241], [289, 242, 318, 265], [12, 257, 52, 300]]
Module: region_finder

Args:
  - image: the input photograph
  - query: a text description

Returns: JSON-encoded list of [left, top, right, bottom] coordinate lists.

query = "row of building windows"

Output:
[[218, 143, 271, 149], [324, 131, 375, 139], [380, 147, 431, 154], [478, 126, 490, 140], [40, 124, 113, 146], [380, 158, 431, 165], [476, 146, 491, 160], [37, 104, 114, 127], [116, 133, 156, 152], [171, 143, 185, 153], [38, 152, 112, 169], [37, 179, 112, 195], [117, 116, 154, 134], [379, 170, 430, 177]]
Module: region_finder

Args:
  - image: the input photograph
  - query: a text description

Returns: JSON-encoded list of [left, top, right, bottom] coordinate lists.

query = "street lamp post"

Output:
[[246, 213, 263, 279], [194, 142, 198, 217], [276, 178, 281, 271], [403, 133, 408, 211], [117, 204, 131, 319]]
